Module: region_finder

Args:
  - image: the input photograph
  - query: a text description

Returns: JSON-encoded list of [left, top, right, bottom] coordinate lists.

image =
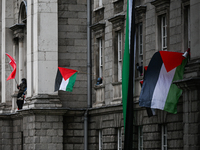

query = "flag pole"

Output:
[[6, 55, 18, 85], [124, 0, 135, 149]]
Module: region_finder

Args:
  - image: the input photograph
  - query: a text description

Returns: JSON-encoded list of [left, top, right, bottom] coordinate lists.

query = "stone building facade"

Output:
[[0, 0, 200, 150]]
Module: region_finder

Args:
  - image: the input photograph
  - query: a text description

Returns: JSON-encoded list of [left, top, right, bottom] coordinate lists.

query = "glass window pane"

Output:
[[163, 27, 165, 36]]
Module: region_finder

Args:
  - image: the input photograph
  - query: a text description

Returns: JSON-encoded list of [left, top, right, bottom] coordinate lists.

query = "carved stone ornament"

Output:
[[151, 0, 170, 14], [135, 5, 147, 23], [108, 14, 125, 30], [9, 23, 25, 39], [91, 22, 105, 38]]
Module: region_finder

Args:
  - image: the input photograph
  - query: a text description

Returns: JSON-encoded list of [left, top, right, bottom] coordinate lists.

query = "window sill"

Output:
[[135, 76, 143, 81], [94, 84, 105, 90], [93, 6, 104, 12], [112, 81, 122, 86], [112, 0, 123, 3]]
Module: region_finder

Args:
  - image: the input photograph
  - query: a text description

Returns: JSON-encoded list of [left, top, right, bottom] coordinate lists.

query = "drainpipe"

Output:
[[84, 0, 91, 150]]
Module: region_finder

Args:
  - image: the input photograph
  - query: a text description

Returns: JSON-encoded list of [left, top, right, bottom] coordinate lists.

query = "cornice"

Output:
[[135, 5, 147, 14], [90, 22, 105, 32], [108, 14, 125, 24]]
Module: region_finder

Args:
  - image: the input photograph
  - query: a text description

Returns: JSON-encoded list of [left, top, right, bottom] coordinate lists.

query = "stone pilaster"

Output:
[[32, 0, 58, 96], [27, 0, 33, 98], [25, 0, 61, 108], [1, 0, 14, 103]]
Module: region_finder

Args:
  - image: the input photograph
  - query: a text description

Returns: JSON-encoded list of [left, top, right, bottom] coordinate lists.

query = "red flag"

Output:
[[6, 53, 16, 81]]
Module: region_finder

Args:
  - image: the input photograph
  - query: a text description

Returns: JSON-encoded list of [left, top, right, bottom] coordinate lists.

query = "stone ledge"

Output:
[[24, 94, 62, 109], [173, 77, 200, 90], [89, 104, 122, 116]]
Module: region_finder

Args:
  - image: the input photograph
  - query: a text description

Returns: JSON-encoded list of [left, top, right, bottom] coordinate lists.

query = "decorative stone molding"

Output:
[[17, 108, 67, 116], [93, 5, 104, 12], [91, 22, 105, 38], [24, 94, 62, 109], [174, 77, 200, 90], [135, 5, 147, 23], [173, 58, 200, 90], [108, 14, 125, 30], [182, 0, 190, 6], [93, 84, 105, 107], [112, 0, 123, 3], [151, 0, 170, 15], [111, 82, 122, 104], [9, 23, 25, 39]]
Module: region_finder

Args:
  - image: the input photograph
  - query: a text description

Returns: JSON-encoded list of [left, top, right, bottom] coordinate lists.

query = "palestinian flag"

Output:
[[122, 0, 135, 149], [139, 51, 188, 114], [6, 53, 16, 81], [54, 67, 78, 92]]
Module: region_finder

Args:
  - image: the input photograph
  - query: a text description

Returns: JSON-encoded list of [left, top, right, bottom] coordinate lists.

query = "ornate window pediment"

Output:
[[108, 14, 125, 30], [182, 0, 190, 6], [151, 0, 170, 15], [135, 5, 146, 23], [91, 22, 105, 38]]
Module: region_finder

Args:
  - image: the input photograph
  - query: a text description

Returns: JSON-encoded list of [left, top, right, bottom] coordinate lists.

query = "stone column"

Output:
[[32, 0, 58, 95], [1, 0, 14, 103], [26, 0, 33, 98], [11, 39, 18, 112], [18, 35, 25, 80]]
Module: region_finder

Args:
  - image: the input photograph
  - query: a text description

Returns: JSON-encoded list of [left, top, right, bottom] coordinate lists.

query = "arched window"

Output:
[[18, 1, 27, 23]]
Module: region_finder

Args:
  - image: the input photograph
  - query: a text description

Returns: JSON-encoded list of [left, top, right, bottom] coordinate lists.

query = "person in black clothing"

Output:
[[17, 78, 27, 110]]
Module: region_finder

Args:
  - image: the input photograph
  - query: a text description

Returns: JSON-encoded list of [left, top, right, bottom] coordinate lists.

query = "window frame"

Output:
[[187, 7, 190, 48], [138, 23, 143, 65], [138, 126, 143, 150], [117, 31, 122, 82], [117, 128, 122, 150], [99, 38, 103, 78], [161, 125, 167, 150], [161, 15, 167, 51], [99, 130, 103, 150]]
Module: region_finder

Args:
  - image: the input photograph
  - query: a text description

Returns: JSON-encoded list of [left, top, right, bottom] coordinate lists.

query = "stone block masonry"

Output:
[[63, 110, 85, 150], [58, 0, 88, 108], [21, 110, 64, 150]]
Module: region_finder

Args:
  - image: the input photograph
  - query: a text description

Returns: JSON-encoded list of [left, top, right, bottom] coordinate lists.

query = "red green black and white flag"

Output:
[[139, 51, 188, 114], [54, 67, 78, 92]]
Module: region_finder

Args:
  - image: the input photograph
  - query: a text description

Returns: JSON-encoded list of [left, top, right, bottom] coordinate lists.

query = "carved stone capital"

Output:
[[9, 23, 25, 40], [18, 33, 24, 42]]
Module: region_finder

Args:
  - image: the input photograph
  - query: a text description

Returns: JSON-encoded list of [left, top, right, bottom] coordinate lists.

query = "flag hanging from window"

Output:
[[54, 67, 78, 92], [122, 0, 135, 149], [139, 51, 188, 114], [6, 53, 17, 81]]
